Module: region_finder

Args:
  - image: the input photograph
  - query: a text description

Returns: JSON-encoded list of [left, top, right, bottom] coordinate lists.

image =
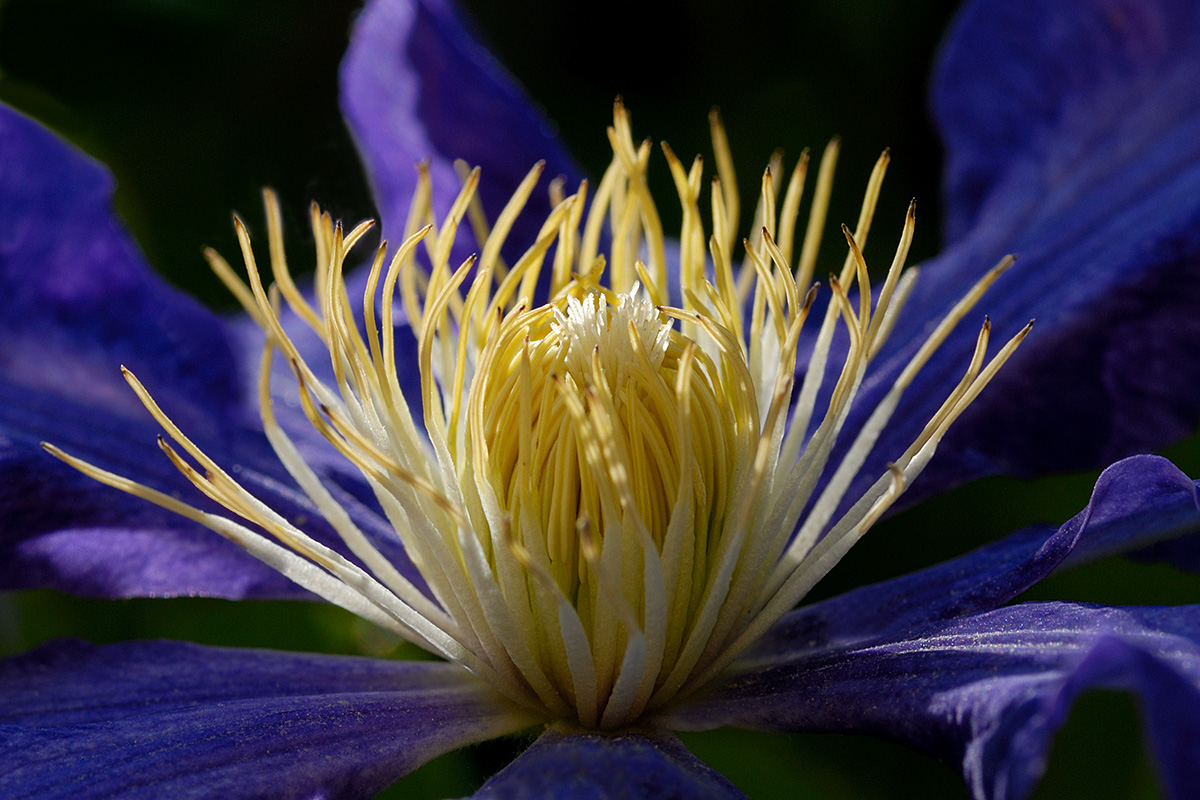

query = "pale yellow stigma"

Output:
[[45, 101, 1028, 731]]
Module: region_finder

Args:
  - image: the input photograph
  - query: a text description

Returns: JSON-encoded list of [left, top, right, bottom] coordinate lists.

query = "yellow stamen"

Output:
[[49, 102, 1025, 730]]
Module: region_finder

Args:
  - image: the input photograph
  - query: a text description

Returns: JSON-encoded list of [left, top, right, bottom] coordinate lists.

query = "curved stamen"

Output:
[[48, 102, 1025, 731]]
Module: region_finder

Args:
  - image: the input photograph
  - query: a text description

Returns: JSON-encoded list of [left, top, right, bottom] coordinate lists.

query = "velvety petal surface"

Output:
[[0, 104, 421, 599], [672, 603, 1200, 800], [0, 639, 531, 800], [828, 0, 1200, 504], [471, 729, 746, 800], [340, 0, 581, 249]]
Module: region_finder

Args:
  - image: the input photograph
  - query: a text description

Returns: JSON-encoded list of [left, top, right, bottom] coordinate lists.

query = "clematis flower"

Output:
[[3, 1, 1200, 799]]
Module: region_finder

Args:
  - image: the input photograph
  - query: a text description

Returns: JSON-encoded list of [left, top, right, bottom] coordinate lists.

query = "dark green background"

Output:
[[0, 1, 1194, 797]]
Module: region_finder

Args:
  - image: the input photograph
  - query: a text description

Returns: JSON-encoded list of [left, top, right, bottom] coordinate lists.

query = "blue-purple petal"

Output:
[[672, 603, 1200, 800], [340, 0, 582, 250], [0, 348, 432, 599], [672, 453, 1200, 798], [1060, 454, 1200, 568], [0, 104, 240, 423], [827, 0, 1200, 502], [0, 104, 423, 600], [0, 638, 531, 800], [933, 0, 1200, 243], [751, 454, 1199, 659], [0, 104, 260, 597], [471, 729, 746, 800]]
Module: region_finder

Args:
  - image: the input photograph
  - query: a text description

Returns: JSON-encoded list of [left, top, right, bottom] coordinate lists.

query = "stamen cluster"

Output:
[[47, 103, 1026, 730]]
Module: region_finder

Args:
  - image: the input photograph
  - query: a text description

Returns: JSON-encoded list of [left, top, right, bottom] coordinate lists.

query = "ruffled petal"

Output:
[[829, 0, 1200, 502], [752, 454, 1199, 659], [339, 0, 581, 248], [471, 729, 746, 800], [671, 603, 1200, 800], [0, 639, 531, 800]]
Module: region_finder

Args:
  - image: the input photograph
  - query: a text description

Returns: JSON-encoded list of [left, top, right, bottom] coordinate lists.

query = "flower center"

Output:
[[483, 287, 734, 600], [46, 102, 1028, 731]]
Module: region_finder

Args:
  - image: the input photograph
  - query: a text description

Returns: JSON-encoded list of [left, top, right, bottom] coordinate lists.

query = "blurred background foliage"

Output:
[[0, 0, 1195, 797]]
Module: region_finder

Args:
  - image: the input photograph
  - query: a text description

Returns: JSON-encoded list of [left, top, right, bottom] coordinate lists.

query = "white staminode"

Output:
[[46, 102, 1027, 732], [553, 283, 671, 387]]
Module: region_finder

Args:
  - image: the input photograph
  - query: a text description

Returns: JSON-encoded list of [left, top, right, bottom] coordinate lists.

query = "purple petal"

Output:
[[934, 0, 1199, 243], [0, 104, 422, 600], [1, 372, 424, 600], [1131, 535, 1200, 573], [1060, 454, 1200, 568], [0, 104, 240, 423], [340, 0, 582, 248], [672, 603, 1200, 800], [754, 455, 1199, 659], [831, 0, 1200, 501], [0, 104, 266, 597], [472, 729, 746, 800], [674, 453, 1200, 798], [0, 345, 433, 600], [0, 639, 530, 800]]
